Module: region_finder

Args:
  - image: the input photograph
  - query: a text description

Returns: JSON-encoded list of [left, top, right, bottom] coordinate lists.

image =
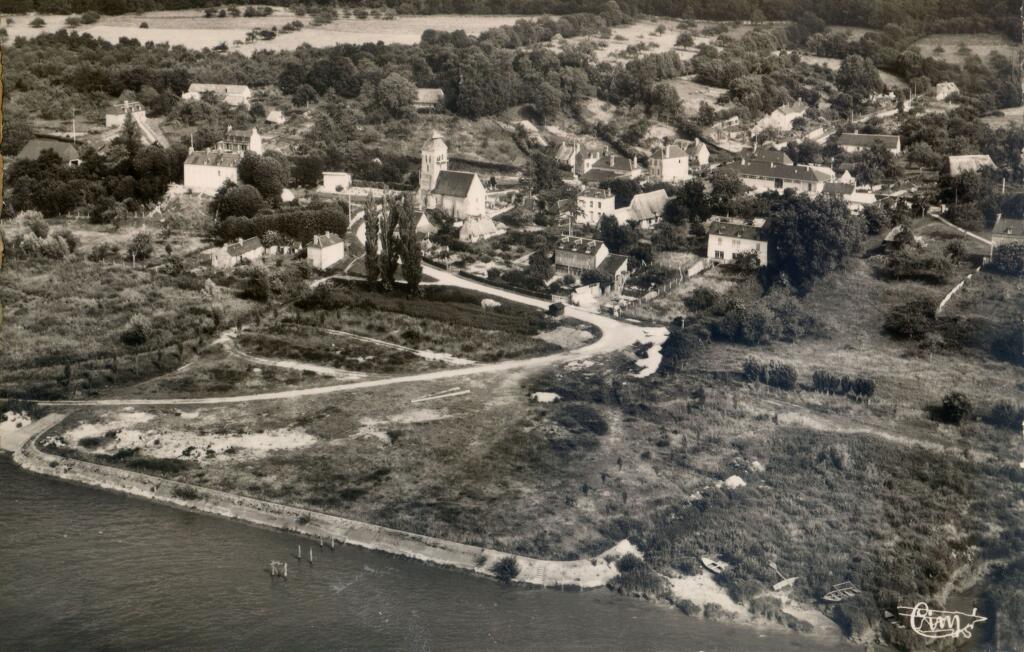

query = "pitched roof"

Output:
[[422, 130, 447, 153], [837, 133, 900, 149], [188, 83, 251, 95], [185, 149, 243, 167], [742, 148, 793, 166], [459, 216, 503, 240], [225, 237, 263, 256], [650, 144, 687, 160], [707, 219, 764, 240], [223, 128, 256, 146], [308, 233, 344, 248], [432, 170, 479, 198], [823, 182, 855, 196], [948, 155, 995, 176], [994, 215, 1024, 238], [620, 189, 670, 224], [598, 253, 629, 276], [415, 88, 445, 103], [579, 168, 623, 184], [556, 236, 604, 256], [17, 138, 80, 162], [106, 100, 144, 115], [723, 160, 831, 183], [593, 154, 638, 172]]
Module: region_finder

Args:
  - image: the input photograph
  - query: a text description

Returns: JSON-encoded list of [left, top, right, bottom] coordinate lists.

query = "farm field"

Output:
[[666, 75, 733, 114], [4, 10, 542, 52], [981, 105, 1024, 129], [912, 33, 1017, 66], [800, 54, 907, 89]]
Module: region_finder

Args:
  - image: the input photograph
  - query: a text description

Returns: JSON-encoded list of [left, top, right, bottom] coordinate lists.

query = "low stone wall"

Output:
[[13, 418, 634, 589]]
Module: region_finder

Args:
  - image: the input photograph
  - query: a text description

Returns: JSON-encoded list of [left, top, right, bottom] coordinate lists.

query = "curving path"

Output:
[[39, 266, 656, 407]]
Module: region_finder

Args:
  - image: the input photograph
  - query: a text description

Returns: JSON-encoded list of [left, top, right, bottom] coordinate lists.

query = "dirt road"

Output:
[[40, 266, 657, 407]]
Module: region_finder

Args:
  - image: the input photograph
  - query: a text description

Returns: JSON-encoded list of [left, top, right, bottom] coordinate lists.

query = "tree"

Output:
[[532, 81, 562, 123], [212, 183, 265, 219], [836, 55, 883, 101], [371, 72, 417, 120], [364, 207, 380, 287], [697, 101, 716, 126], [599, 215, 637, 254], [23, 211, 49, 238], [241, 265, 271, 302], [394, 195, 422, 293], [991, 242, 1024, 276], [126, 232, 153, 266], [530, 152, 563, 191], [113, 114, 142, 162], [708, 168, 747, 213], [238, 152, 286, 203], [378, 198, 400, 291], [29, 17, 45, 28], [763, 194, 864, 292], [852, 144, 897, 185]]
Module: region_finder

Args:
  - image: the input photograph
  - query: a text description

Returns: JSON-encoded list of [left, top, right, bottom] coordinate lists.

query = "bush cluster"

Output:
[[742, 359, 798, 390], [811, 370, 876, 399]]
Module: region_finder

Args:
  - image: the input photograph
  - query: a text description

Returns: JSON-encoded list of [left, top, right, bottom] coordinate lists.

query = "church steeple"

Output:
[[419, 130, 448, 209]]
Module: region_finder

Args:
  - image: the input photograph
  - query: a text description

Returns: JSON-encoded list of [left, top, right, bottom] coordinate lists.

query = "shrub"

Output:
[[742, 358, 767, 383], [65, 15, 82, 27], [140, 21, 149, 28], [172, 485, 201, 500], [81, 11, 101, 24], [884, 298, 935, 340], [555, 403, 609, 437], [30, 17, 45, 27], [991, 243, 1024, 276], [883, 248, 952, 284], [766, 361, 797, 390], [616, 553, 643, 573], [676, 599, 702, 616], [120, 315, 154, 346], [986, 401, 1024, 430], [939, 391, 973, 424], [491, 556, 520, 583], [548, 302, 565, 317], [684, 287, 719, 312], [812, 370, 842, 394], [23, 211, 49, 238]]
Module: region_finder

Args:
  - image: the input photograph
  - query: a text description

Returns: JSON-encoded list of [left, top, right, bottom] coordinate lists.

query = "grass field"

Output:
[[666, 76, 733, 114], [912, 33, 1017, 67], [6, 11, 539, 52]]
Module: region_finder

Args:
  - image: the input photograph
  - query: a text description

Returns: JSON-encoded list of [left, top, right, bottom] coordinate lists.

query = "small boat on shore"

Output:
[[701, 556, 729, 575], [822, 581, 860, 602]]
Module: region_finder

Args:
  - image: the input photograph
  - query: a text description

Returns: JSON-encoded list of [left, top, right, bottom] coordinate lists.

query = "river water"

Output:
[[0, 457, 857, 651]]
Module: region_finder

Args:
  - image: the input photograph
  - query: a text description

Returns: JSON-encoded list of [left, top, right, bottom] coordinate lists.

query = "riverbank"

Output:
[[9, 413, 850, 646]]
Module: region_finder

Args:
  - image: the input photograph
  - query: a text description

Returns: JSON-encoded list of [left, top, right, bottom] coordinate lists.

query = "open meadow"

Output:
[[4, 10, 542, 53], [911, 33, 1018, 67]]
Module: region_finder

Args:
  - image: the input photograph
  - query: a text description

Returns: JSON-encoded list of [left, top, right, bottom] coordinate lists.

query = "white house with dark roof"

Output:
[[721, 159, 833, 195], [105, 100, 146, 128], [554, 235, 629, 289], [265, 109, 286, 125], [649, 143, 689, 183], [306, 232, 345, 270], [183, 83, 253, 107], [321, 171, 352, 193], [576, 150, 643, 184], [706, 216, 767, 266], [991, 214, 1024, 255], [183, 127, 263, 194], [752, 101, 807, 135], [458, 215, 505, 242], [211, 237, 264, 269], [615, 189, 671, 229], [741, 147, 793, 166], [837, 132, 901, 154], [935, 82, 959, 101], [675, 138, 710, 168]]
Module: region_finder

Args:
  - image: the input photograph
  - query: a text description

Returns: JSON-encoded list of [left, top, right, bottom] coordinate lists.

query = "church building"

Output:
[[418, 131, 486, 219]]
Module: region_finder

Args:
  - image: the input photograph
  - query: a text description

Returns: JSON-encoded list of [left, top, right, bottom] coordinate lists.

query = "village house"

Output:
[[706, 216, 768, 266], [822, 181, 877, 212], [674, 138, 711, 169], [321, 171, 353, 193], [935, 82, 960, 101], [721, 159, 833, 195], [575, 149, 643, 184], [105, 100, 146, 128], [182, 83, 253, 107], [16, 138, 81, 166], [211, 237, 264, 269], [649, 143, 689, 183], [306, 232, 346, 270], [991, 214, 1024, 254], [265, 110, 286, 125], [948, 154, 996, 176], [554, 235, 630, 290], [183, 127, 264, 194], [576, 187, 616, 225], [741, 147, 793, 166], [837, 132, 902, 154], [614, 189, 671, 229], [752, 101, 807, 135], [458, 216, 505, 242], [414, 88, 445, 112]]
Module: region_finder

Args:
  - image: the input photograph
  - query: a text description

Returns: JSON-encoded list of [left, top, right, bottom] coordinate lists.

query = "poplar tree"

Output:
[[364, 205, 380, 287]]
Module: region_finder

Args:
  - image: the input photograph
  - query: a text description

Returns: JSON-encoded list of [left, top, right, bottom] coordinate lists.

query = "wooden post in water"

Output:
[[283, 563, 288, 579], [319, 537, 324, 549], [331, 538, 336, 551], [309, 547, 314, 565], [296, 544, 301, 560]]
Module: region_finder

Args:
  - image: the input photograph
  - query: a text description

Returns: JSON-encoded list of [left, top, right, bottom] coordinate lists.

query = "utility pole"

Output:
[[71, 107, 77, 144]]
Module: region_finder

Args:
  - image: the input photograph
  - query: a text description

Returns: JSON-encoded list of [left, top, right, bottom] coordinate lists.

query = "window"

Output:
[[774, 178, 784, 189], [717, 237, 723, 245], [714, 250, 725, 260]]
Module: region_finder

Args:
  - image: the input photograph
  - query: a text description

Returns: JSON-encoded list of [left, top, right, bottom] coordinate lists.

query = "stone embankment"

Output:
[[11, 414, 638, 589]]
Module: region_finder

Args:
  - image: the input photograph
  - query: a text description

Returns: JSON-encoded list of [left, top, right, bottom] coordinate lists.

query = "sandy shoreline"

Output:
[[8, 413, 848, 645]]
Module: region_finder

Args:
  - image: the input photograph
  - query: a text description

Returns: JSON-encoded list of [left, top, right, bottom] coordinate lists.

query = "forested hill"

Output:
[[1, 0, 1019, 37]]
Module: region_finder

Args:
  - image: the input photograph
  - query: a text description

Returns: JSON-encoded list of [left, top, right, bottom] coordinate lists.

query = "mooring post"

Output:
[[283, 563, 288, 579], [297, 544, 301, 560], [331, 538, 336, 551], [309, 548, 314, 565]]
